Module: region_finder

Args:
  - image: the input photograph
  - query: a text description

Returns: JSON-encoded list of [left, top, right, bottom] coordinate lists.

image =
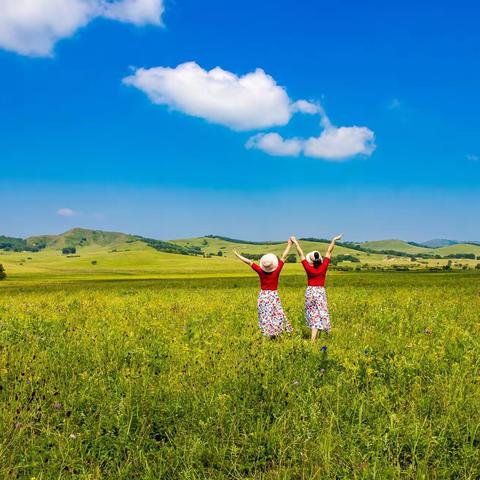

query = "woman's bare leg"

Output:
[[311, 327, 318, 341]]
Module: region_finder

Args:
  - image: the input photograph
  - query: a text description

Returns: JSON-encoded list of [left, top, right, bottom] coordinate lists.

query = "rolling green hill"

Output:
[[358, 239, 480, 256], [1, 229, 479, 281], [27, 227, 135, 250], [355, 239, 432, 254], [434, 243, 480, 257], [421, 239, 458, 248], [169, 235, 375, 259]]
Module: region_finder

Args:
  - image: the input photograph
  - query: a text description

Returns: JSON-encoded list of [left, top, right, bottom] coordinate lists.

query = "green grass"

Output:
[[3, 230, 478, 283], [360, 239, 480, 257], [359, 239, 432, 254], [1, 272, 479, 478], [1, 238, 478, 283]]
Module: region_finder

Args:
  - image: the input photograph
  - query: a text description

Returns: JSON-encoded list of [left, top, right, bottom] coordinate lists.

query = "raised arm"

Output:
[[233, 250, 253, 266], [291, 236, 305, 261], [325, 234, 343, 259], [280, 238, 293, 262]]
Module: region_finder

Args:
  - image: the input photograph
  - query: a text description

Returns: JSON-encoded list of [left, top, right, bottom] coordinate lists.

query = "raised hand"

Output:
[[333, 234, 343, 242]]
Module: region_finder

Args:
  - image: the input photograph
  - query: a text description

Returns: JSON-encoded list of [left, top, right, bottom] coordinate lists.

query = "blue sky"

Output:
[[1, 0, 479, 241]]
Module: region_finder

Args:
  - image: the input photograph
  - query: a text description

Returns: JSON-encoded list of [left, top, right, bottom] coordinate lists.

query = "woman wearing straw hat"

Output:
[[233, 239, 293, 338], [291, 234, 342, 341]]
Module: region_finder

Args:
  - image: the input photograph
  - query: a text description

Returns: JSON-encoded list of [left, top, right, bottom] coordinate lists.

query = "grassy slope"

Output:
[[0, 240, 254, 280], [1, 233, 478, 282], [171, 236, 384, 262], [359, 239, 432, 254], [360, 239, 480, 256], [27, 227, 135, 249], [434, 243, 480, 256]]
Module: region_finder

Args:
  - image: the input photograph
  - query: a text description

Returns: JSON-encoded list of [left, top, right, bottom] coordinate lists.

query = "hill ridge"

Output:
[[1, 228, 479, 259]]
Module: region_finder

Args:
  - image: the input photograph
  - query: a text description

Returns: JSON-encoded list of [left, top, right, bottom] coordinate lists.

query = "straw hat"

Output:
[[259, 253, 279, 273], [306, 251, 323, 265]]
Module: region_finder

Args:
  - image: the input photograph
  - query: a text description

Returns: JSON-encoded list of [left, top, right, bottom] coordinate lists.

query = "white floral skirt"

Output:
[[257, 290, 292, 337], [305, 286, 331, 331]]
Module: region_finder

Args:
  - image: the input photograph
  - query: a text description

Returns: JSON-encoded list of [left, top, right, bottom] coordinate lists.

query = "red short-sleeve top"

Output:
[[251, 260, 284, 290], [301, 257, 330, 286]]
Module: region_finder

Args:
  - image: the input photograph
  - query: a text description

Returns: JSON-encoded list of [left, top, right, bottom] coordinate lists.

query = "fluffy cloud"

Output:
[[123, 61, 375, 159], [248, 111, 375, 161], [0, 0, 164, 56], [291, 99, 320, 115], [101, 0, 164, 25], [56, 208, 78, 217], [123, 62, 317, 131], [246, 133, 302, 157], [303, 125, 376, 160]]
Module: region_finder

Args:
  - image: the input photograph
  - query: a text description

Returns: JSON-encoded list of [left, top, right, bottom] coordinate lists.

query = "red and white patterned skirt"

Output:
[[305, 286, 331, 331], [257, 290, 293, 337]]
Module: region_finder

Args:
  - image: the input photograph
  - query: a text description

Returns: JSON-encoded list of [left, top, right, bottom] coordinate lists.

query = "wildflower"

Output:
[[15, 422, 22, 429], [53, 402, 62, 410], [69, 433, 77, 439], [425, 328, 432, 335], [292, 379, 300, 386], [320, 368, 325, 375], [321, 345, 327, 352]]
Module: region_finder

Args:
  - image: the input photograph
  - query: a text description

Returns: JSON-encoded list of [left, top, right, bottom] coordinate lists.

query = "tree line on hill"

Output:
[[299, 238, 479, 260], [0, 236, 46, 252], [206, 235, 284, 246], [1, 231, 479, 261], [133, 236, 203, 256]]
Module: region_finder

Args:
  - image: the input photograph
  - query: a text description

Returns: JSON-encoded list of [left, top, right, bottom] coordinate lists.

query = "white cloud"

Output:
[[248, 108, 375, 161], [56, 208, 78, 217], [123, 61, 375, 159], [101, 0, 164, 26], [246, 133, 302, 157], [0, 0, 164, 57], [466, 154, 479, 162], [291, 99, 321, 115], [123, 62, 317, 131], [303, 125, 376, 160]]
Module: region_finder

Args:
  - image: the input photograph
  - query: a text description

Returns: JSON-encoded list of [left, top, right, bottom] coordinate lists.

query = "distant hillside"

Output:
[[2, 229, 479, 261], [421, 239, 459, 248], [357, 240, 431, 254], [11, 228, 203, 257], [170, 235, 372, 260], [0, 235, 43, 252], [27, 228, 135, 250]]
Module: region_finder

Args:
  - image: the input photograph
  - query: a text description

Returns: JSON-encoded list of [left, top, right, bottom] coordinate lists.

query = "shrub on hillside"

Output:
[[0, 264, 6, 280]]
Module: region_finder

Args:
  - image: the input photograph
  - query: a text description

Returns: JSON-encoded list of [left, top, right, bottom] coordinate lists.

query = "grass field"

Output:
[[2, 232, 479, 283], [358, 239, 480, 257], [1, 270, 479, 479]]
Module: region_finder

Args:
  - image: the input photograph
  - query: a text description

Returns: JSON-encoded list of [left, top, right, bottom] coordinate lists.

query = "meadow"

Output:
[[1, 271, 479, 479]]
